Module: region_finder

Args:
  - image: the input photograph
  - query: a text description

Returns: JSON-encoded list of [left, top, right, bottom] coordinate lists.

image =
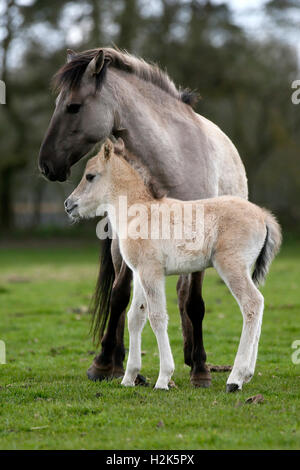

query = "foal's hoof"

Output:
[[87, 361, 124, 382], [135, 374, 149, 386], [226, 383, 240, 393], [190, 371, 212, 388]]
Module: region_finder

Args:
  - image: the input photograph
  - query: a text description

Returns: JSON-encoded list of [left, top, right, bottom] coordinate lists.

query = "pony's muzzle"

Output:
[[39, 152, 69, 182], [40, 161, 50, 178]]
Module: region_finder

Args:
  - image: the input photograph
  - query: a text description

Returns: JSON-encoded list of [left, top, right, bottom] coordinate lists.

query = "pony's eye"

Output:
[[86, 174, 96, 182], [66, 103, 82, 114]]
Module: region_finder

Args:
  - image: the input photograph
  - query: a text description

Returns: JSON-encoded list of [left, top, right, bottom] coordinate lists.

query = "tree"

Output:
[[0, 0, 27, 229]]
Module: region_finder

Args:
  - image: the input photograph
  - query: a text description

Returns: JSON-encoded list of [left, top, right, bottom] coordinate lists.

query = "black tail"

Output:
[[252, 210, 282, 287], [89, 233, 115, 346]]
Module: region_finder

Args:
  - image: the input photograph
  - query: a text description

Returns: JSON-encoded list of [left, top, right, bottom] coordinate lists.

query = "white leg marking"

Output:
[[227, 284, 264, 389], [139, 271, 174, 390], [248, 310, 263, 378], [215, 260, 264, 391], [121, 273, 147, 387]]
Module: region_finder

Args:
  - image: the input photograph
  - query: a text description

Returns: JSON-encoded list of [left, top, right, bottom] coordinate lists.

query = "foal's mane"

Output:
[[124, 156, 167, 201], [53, 47, 198, 107], [113, 142, 166, 200]]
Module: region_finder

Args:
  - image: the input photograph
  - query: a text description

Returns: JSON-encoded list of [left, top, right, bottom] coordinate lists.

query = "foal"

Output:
[[65, 138, 281, 392]]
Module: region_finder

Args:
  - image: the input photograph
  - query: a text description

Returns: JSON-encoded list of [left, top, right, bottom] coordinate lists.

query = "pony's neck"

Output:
[[108, 69, 185, 192]]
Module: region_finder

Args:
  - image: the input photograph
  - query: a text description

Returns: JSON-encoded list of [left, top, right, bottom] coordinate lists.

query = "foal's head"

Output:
[[64, 138, 124, 220]]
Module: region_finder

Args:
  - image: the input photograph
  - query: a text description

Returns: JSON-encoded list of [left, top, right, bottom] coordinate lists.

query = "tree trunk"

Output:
[[0, 167, 14, 231]]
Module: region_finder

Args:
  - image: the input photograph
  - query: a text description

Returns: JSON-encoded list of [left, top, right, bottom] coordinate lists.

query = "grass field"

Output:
[[0, 237, 299, 450]]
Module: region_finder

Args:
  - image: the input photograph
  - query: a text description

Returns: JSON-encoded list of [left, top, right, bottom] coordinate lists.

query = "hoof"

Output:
[[135, 374, 149, 386], [121, 379, 135, 387], [113, 366, 126, 379], [226, 383, 240, 393], [190, 370, 212, 388], [154, 382, 169, 390], [87, 361, 124, 382], [87, 363, 113, 382]]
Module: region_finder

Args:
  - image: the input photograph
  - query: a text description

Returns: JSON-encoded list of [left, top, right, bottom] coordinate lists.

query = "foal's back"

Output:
[[150, 195, 267, 276]]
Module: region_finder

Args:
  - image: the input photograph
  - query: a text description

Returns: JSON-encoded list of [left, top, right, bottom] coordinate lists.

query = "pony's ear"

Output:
[[104, 140, 113, 161], [86, 49, 105, 76], [66, 49, 76, 63], [114, 138, 125, 155]]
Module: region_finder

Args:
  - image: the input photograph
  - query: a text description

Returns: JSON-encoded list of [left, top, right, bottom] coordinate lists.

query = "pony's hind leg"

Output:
[[214, 257, 264, 392], [177, 275, 193, 367], [122, 274, 147, 386], [139, 270, 174, 390], [177, 272, 211, 387]]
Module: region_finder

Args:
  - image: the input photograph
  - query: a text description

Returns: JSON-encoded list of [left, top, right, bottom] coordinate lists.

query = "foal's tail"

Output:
[[90, 233, 115, 346], [252, 210, 282, 287]]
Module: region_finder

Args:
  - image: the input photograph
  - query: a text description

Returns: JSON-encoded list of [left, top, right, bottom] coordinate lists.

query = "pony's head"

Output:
[[64, 138, 124, 220], [39, 47, 198, 182], [39, 49, 115, 182]]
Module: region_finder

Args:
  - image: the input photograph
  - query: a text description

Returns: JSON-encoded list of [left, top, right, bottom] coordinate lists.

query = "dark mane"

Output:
[[52, 49, 108, 93], [52, 47, 198, 108]]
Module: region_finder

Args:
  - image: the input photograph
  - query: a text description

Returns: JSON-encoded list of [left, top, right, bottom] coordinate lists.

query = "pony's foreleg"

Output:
[[122, 274, 147, 386], [215, 258, 264, 392], [87, 260, 132, 381], [139, 271, 174, 390]]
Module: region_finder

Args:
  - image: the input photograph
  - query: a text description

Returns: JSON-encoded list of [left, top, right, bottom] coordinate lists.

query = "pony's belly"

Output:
[[163, 243, 208, 275]]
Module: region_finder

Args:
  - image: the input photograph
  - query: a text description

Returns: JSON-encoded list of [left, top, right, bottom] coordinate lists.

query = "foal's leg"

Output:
[[177, 272, 211, 387], [121, 274, 147, 386], [139, 271, 175, 390], [249, 313, 263, 377], [214, 258, 264, 392]]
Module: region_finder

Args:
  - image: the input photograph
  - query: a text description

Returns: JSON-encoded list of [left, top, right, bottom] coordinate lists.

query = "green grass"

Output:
[[0, 237, 299, 450]]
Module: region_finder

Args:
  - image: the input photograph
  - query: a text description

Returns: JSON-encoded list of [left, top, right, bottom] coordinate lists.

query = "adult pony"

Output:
[[38, 48, 248, 387]]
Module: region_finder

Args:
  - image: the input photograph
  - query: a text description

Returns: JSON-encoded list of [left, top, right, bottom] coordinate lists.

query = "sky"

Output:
[[213, 0, 300, 62]]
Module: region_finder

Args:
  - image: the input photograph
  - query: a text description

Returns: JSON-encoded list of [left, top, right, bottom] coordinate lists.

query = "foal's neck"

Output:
[[108, 154, 153, 206], [104, 154, 154, 238]]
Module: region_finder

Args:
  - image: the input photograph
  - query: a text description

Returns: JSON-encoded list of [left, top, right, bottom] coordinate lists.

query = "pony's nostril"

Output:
[[67, 204, 78, 214], [42, 162, 50, 177]]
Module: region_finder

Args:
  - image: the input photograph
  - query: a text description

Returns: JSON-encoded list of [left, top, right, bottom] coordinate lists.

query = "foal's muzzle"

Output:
[[64, 198, 78, 215]]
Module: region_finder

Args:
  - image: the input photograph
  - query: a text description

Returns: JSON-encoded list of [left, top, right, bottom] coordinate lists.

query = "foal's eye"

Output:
[[86, 174, 96, 182], [66, 103, 82, 114]]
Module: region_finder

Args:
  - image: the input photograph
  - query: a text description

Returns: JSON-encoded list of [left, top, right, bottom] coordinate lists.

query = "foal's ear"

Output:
[[86, 50, 105, 76], [66, 49, 76, 63], [104, 141, 113, 161], [114, 138, 125, 155]]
